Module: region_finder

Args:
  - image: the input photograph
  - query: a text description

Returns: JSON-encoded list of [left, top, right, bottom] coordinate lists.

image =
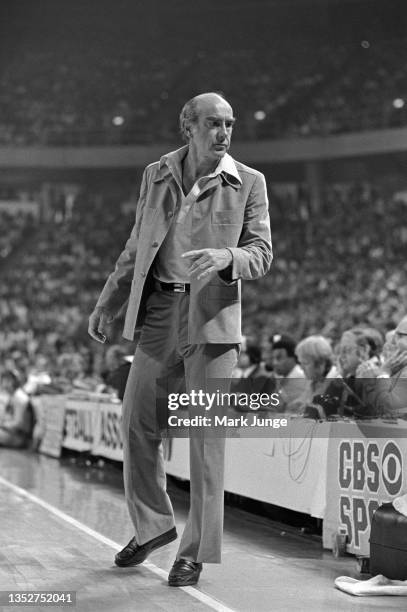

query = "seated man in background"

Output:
[[338, 328, 371, 381], [357, 327, 395, 378], [231, 335, 272, 410], [336, 328, 375, 414], [102, 344, 132, 401], [0, 369, 34, 449], [351, 326, 384, 378], [356, 315, 407, 417], [377, 316, 407, 380], [232, 335, 269, 380], [265, 333, 306, 412]]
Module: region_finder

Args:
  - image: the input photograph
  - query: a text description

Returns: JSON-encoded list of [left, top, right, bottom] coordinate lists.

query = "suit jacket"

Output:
[[95, 146, 272, 344]]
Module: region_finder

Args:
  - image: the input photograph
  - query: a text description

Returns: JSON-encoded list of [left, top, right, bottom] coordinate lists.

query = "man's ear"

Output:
[[187, 123, 196, 138]]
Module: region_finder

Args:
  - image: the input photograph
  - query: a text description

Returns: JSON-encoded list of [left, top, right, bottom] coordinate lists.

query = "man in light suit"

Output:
[[88, 92, 272, 586]]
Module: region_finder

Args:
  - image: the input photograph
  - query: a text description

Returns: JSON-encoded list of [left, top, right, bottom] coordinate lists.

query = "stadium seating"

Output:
[[0, 38, 406, 145], [1, 181, 405, 370]]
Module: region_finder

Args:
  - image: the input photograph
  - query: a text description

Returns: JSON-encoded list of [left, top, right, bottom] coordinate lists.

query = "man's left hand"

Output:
[[182, 248, 232, 280]]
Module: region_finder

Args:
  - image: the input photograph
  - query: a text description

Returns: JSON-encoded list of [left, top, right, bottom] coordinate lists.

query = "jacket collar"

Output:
[[154, 145, 242, 188]]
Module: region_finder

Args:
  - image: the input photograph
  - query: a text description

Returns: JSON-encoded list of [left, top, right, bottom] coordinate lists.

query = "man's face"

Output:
[[188, 96, 235, 165], [271, 348, 294, 376], [297, 355, 323, 381]]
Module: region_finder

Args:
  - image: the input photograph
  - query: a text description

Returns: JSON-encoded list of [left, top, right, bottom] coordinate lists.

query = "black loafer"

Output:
[[168, 558, 203, 587], [115, 527, 177, 567]]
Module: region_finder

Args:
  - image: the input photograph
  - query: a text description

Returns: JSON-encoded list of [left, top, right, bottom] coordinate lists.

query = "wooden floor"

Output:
[[0, 487, 211, 612], [0, 448, 406, 612]]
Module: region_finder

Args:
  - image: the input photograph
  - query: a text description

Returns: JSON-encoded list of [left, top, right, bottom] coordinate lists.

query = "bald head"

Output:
[[179, 92, 233, 142]]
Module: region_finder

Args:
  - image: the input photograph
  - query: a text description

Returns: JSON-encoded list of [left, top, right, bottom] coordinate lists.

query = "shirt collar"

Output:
[[156, 145, 242, 187]]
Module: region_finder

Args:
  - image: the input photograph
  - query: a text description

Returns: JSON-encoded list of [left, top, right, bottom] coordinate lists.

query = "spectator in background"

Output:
[[294, 335, 350, 417], [320, 329, 375, 414], [233, 336, 267, 379], [231, 336, 271, 406], [375, 316, 407, 381], [336, 327, 386, 412], [23, 354, 52, 395], [265, 334, 306, 412], [102, 344, 132, 401], [361, 327, 384, 361], [361, 318, 407, 380], [267, 333, 304, 378], [338, 328, 371, 380], [355, 315, 407, 417], [0, 369, 34, 448], [353, 326, 384, 378], [54, 351, 102, 391]]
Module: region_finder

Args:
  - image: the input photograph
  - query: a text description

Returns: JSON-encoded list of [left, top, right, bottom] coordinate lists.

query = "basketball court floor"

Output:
[[0, 448, 405, 611]]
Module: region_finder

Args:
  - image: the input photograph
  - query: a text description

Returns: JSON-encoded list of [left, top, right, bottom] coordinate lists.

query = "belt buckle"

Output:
[[173, 282, 186, 293]]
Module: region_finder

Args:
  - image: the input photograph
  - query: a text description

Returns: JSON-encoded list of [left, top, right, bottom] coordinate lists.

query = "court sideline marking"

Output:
[[0, 476, 236, 612]]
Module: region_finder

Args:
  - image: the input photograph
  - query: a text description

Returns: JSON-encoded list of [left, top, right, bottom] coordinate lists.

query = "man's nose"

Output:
[[217, 123, 228, 140]]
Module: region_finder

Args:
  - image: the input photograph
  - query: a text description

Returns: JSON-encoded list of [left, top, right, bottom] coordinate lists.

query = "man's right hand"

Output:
[[88, 307, 114, 343], [381, 347, 407, 377], [356, 359, 381, 379]]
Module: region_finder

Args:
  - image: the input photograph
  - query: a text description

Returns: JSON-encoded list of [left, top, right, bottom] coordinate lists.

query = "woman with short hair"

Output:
[[296, 333, 367, 418]]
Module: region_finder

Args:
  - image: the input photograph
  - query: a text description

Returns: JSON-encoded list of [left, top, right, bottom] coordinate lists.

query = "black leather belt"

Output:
[[156, 281, 190, 293]]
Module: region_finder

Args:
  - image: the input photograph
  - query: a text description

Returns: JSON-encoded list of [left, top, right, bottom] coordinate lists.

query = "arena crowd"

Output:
[[1, 178, 406, 448], [0, 37, 406, 146]]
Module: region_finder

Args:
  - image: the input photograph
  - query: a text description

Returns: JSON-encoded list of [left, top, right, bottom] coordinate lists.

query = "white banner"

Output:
[[62, 399, 97, 451], [92, 401, 123, 461], [37, 394, 66, 458], [165, 421, 331, 518]]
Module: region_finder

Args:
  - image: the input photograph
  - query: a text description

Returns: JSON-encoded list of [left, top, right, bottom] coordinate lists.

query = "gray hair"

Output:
[[179, 97, 200, 142], [296, 335, 334, 368]]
